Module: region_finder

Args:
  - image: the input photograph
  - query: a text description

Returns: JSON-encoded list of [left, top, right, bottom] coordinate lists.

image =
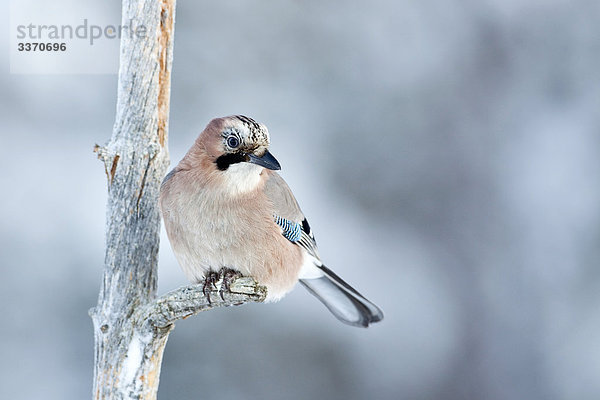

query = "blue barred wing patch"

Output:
[[274, 215, 302, 242]]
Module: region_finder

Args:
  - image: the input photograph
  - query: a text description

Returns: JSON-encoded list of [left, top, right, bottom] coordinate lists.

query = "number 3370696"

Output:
[[18, 43, 66, 51]]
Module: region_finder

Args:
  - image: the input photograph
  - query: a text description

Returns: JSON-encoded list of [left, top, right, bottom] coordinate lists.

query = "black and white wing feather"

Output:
[[264, 172, 319, 258]]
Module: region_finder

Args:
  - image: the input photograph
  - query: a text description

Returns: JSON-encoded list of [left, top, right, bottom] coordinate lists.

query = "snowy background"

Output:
[[2, 1, 600, 399]]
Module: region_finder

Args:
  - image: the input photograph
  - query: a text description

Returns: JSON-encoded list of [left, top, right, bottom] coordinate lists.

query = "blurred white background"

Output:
[[1, 1, 600, 399]]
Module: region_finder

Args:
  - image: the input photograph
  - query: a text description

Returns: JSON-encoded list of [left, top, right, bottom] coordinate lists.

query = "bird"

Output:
[[159, 115, 383, 327]]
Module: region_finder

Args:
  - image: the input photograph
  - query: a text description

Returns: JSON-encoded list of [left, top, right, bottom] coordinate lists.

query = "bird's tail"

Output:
[[299, 264, 384, 327]]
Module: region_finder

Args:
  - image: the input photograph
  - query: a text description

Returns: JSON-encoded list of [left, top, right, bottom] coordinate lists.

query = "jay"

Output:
[[159, 115, 383, 327]]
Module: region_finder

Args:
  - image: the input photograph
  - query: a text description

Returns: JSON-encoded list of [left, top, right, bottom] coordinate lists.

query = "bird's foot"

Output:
[[202, 270, 220, 305], [219, 267, 243, 300]]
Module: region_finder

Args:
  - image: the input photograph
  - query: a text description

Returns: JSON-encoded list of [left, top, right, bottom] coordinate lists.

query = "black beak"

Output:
[[246, 150, 281, 170]]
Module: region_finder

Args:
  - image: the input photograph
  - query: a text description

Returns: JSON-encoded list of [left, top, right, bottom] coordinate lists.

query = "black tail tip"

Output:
[[349, 309, 384, 328]]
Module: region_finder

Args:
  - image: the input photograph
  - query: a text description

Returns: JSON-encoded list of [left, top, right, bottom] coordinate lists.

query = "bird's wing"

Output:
[[264, 172, 384, 327], [264, 172, 320, 259]]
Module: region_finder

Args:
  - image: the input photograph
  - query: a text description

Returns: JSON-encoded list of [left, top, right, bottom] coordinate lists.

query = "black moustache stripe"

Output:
[[215, 153, 247, 171]]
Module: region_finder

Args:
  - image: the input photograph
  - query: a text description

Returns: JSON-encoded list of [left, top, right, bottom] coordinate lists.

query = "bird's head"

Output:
[[187, 115, 281, 195], [199, 115, 280, 172]]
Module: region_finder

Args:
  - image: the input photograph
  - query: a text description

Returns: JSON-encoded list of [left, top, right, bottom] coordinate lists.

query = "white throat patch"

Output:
[[222, 162, 264, 195]]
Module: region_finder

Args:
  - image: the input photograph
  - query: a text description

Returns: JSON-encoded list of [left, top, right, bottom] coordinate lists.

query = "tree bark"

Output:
[[90, 1, 266, 399]]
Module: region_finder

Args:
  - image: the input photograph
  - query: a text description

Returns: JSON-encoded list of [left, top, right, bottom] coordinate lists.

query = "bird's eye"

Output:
[[227, 136, 240, 149]]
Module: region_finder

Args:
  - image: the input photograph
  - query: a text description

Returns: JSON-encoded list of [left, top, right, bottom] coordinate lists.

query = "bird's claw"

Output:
[[202, 270, 220, 305], [219, 267, 242, 300], [202, 268, 242, 304]]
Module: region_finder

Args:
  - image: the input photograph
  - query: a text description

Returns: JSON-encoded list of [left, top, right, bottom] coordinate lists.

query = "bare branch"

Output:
[[91, 0, 178, 399], [140, 277, 267, 329]]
